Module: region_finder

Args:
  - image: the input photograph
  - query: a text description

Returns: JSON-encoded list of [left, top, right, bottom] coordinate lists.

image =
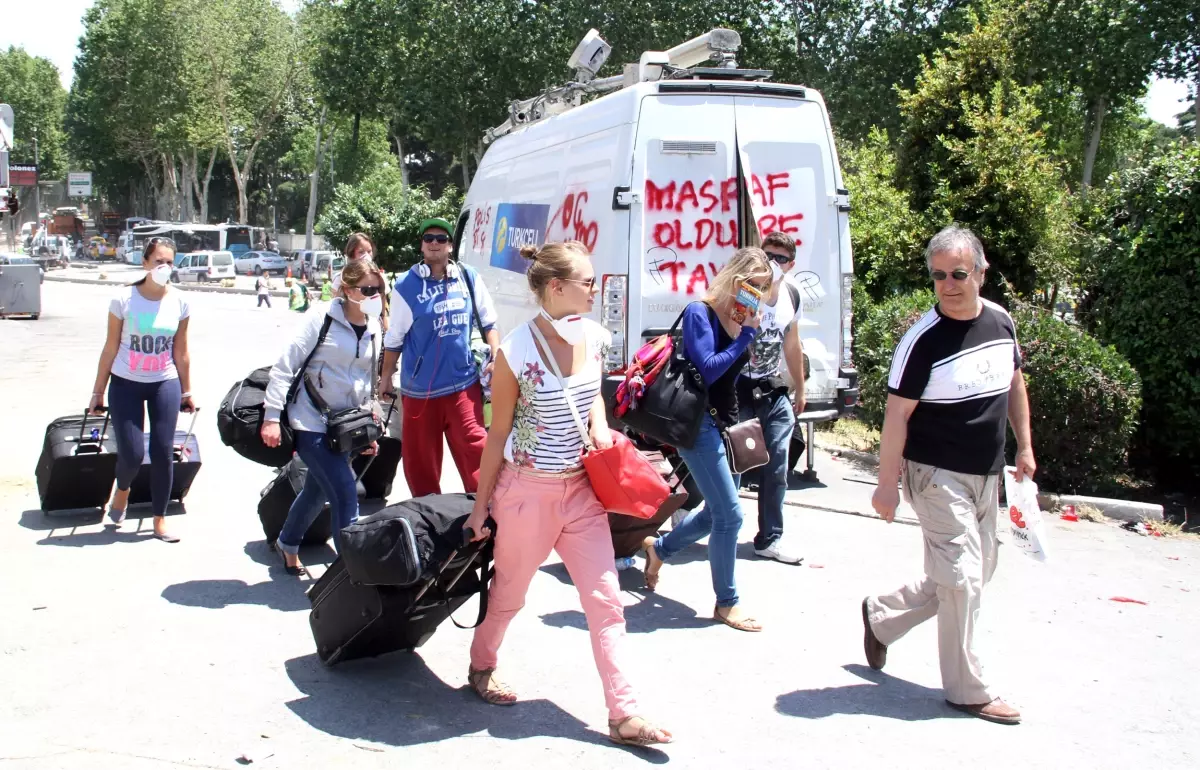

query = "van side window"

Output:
[[197, 255, 209, 267]]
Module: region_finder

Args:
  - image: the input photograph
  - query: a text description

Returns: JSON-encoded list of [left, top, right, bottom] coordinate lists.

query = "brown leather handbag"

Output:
[[712, 408, 769, 474]]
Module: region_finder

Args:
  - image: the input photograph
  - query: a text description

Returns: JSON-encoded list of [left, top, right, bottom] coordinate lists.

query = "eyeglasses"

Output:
[[422, 234, 450, 244], [351, 285, 382, 296], [562, 276, 597, 291], [930, 268, 975, 282], [765, 251, 793, 265]]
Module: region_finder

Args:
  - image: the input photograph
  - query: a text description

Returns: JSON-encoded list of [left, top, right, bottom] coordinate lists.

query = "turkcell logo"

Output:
[[490, 203, 550, 273]]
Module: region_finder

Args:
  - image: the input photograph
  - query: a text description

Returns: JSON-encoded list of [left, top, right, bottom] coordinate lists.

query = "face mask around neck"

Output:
[[539, 307, 586, 345]]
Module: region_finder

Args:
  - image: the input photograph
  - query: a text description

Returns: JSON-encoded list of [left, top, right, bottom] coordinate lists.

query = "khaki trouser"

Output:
[[867, 460, 999, 705]]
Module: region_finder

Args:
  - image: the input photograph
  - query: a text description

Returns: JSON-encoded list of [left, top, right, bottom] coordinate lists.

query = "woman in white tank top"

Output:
[[462, 241, 672, 747]]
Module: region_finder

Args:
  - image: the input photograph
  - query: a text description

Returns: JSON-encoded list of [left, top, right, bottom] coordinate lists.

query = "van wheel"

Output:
[[254, 266, 264, 276], [170, 272, 179, 283]]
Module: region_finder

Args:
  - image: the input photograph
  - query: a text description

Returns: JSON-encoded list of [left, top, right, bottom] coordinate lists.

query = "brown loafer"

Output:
[[862, 598, 887, 670], [946, 698, 1021, 725]]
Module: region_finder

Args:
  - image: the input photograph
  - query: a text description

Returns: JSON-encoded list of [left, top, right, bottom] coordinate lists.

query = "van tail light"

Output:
[[601, 274, 628, 373], [840, 273, 854, 369]]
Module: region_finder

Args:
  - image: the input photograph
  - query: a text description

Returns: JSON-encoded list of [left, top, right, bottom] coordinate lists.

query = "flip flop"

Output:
[[713, 605, 762, 632]]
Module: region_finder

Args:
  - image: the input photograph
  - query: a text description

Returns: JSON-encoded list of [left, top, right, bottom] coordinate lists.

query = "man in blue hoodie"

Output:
[[380, 218, 499, 496]]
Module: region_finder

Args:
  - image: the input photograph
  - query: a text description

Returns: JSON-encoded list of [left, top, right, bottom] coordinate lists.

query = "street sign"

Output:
[[9, 164, 37, 187], [68, 171, 93, 198], [0, 104, 13, 149]]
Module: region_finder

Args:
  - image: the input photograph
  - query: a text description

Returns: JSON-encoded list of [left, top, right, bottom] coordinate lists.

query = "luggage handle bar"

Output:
[[348, 398, 398, 478], [409, 516, 496, 609], [73, 409, 112, 456], [173, 407, 201, 462]]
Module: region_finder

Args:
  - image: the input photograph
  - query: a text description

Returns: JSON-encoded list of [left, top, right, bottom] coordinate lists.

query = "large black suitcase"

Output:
[[128, 409, 202, 505], [35, 411, 119, 513], [353, 435, 401, 500], [307, 536, 491, 666], [258, 456, 334, 547]]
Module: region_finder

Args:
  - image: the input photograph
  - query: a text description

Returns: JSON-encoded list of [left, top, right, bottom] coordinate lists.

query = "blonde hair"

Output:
[[705, 247, 772, 305], [338, 258, 384, 296], [520, 240, 590, 300]]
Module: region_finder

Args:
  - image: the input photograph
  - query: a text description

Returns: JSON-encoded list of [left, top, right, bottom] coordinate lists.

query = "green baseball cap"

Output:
[[419, 218, 454, 237]]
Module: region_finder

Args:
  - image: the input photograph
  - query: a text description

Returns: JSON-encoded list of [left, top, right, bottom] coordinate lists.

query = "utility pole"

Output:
[[32, 126, 42, 229]]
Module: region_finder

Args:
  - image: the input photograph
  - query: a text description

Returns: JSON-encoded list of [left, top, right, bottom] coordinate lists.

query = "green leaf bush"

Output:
[[854, 290, 1141, 493]]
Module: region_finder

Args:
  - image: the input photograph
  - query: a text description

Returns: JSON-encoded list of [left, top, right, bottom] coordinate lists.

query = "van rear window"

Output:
[[212, 254, 233, 266]]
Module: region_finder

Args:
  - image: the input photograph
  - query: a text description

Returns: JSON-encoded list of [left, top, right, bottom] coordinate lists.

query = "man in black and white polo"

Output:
[[862, 226, 1036, 725]]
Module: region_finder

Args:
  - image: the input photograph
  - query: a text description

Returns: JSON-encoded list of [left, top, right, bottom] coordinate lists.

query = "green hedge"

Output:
[[1086, 144, 1200, 482], [854, 291, 1141, 493], [1011, 303, 1142, 493]]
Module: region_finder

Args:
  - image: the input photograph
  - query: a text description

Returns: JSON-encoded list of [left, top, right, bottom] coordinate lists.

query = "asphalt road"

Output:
[[1, 282, 1198, 769]]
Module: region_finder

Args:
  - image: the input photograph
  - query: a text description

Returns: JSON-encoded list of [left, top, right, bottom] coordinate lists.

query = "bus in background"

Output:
[[217, 224, 267, 258]]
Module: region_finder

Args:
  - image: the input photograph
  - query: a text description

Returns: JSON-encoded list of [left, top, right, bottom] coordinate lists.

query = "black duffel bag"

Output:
[[616, 309, 708, 450], [339, 494, 487, 587], [217, 316, 334, 467]]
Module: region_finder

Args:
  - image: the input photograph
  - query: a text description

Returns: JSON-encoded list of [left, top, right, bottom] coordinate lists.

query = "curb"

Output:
[[1038, 492, 1163, 523], [737, 490, 921, 527], [45, 275, 290, 297]]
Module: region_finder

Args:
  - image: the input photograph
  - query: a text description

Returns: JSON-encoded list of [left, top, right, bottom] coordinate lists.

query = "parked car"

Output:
[[311, 253, 346, 285], [0, 253, 44, 284], [234, 250, 289, 275], [171, 250, 236, 283]]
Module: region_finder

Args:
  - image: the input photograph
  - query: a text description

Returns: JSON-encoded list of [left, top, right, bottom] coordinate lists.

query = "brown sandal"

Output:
[[467, 666, 518, 706], [609, 715, 673, 747], [642, 536, 663, 591], [714, 605, 763, 632]]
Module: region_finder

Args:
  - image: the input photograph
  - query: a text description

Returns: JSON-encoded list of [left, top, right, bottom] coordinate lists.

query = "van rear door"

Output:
[[733, 96, 848, 409], [629, 94, 738, 342]]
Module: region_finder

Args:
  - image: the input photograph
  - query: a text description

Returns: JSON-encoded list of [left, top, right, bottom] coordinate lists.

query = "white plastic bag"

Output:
[[1002, 467, 1051, 562]]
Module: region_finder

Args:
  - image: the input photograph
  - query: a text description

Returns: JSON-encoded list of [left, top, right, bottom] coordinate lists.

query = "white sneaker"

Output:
[[754, 540, 803, 564]]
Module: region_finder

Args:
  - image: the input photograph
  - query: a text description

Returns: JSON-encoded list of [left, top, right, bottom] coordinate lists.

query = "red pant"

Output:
[[401, 383, 487, 497]]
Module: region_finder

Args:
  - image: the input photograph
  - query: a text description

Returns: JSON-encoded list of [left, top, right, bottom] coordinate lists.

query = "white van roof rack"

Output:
[[484, 28, 746, 145]]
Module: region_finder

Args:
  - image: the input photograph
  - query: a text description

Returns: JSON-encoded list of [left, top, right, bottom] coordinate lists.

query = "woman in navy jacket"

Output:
[[643, 247, 772, 632]]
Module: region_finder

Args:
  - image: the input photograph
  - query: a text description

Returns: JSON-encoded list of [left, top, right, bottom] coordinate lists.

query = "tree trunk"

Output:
[[1193, 67, 1199, 139], [393, 132, 409, 190], [179, 152, 194, 223], [351, 111, 360, 164], [461, 139, 471, 189], [1081, 95, 1107, 189], [199, 147, 217, 223], [306, 106, 327, 251]]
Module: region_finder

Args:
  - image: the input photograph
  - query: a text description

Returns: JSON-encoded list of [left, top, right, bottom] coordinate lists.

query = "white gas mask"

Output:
[[539, 307, 586, 346], [149, 264, 172, 286]]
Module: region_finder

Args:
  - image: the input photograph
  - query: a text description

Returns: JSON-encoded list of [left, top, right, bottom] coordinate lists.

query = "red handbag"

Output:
[[529, 322, 670, 519]]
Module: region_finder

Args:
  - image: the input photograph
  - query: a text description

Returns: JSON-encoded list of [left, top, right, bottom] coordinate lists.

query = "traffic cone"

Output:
[[287, 266, 292, 278]]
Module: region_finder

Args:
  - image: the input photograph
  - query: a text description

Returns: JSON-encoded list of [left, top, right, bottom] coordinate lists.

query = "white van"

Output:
[[171, 250, 236, 283], [455, 29, 858, 431]]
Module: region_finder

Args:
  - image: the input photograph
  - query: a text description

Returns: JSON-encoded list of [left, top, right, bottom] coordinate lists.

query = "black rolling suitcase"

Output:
[[258, 456, 334, 548], [35, 411, 119, 513], [128, 408, 202, 505], [307, 535, 491, 666], [608, 450, 689, 558], [353, 435, 401, 500]]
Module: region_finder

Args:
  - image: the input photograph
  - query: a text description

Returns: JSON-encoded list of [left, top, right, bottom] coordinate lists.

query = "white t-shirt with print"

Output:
[[745, 281, 800, 380], [501, 319, 611, 473], [108, 285, 190, 383]]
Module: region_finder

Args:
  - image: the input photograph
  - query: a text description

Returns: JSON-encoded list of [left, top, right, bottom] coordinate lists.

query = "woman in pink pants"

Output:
[[464, 241, 672, 748]]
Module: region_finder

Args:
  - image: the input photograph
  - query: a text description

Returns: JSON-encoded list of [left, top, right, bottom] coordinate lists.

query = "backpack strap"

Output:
[[285, 314, 334, 405]]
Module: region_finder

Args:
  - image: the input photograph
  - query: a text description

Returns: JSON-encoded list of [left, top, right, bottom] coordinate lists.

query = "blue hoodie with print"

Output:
[[383, 263, 498, 399]]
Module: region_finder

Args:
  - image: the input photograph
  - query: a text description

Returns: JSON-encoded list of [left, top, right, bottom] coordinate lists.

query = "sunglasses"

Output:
[[765, 251, 793, 265], [422, 234, 451, 244], [930, 268, 975, 282], [562, 276, 597, 291], [351, 285, 382, 296]]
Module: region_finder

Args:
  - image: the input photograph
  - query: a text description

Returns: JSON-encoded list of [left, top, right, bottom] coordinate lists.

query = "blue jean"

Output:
[[652, 416, 744, 608], [742, 389, 795, 550], [108, 374, 181, 517], [276, 430, 358, 555]]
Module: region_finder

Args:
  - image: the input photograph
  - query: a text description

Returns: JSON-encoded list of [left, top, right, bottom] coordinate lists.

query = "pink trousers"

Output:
[[470, 464, 638, 721]]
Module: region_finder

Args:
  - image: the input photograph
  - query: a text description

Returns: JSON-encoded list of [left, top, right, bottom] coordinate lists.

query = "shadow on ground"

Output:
[[775, 664, 967, 722], [22, 504, 189, 546], [283, 652, 669, 760]]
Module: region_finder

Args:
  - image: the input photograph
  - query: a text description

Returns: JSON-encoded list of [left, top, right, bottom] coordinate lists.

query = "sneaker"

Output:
[[754, 540, 803, 564]]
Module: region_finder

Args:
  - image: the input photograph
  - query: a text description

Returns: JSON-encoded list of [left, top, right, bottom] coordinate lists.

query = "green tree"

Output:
[[895, 3, 1073, 298], [0, 47, 69, 180]]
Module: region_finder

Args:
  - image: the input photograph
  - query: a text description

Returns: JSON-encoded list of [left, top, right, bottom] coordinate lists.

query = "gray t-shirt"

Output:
[[108, 284, 191, 383]]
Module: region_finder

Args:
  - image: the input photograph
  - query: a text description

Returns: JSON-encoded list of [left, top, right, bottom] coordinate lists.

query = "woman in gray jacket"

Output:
[[261, 259, 386, 575]]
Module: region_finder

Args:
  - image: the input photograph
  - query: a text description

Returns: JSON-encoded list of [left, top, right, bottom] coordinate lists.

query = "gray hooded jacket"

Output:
[[264, 299, 380, 434]]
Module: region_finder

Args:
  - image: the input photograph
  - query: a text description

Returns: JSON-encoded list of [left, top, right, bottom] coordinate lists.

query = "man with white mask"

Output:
[[380, 218, 499, 496], [737, 231, 808, 564]]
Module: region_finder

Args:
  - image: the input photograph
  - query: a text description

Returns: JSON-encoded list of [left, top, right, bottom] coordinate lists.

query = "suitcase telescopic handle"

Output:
[[78, 408, 111, 444], [176, 407, 200, 459]]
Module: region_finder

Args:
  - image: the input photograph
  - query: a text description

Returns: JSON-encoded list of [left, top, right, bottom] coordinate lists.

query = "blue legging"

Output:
[[108, 374, 181, 516], [276, 430, 359, 555]]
